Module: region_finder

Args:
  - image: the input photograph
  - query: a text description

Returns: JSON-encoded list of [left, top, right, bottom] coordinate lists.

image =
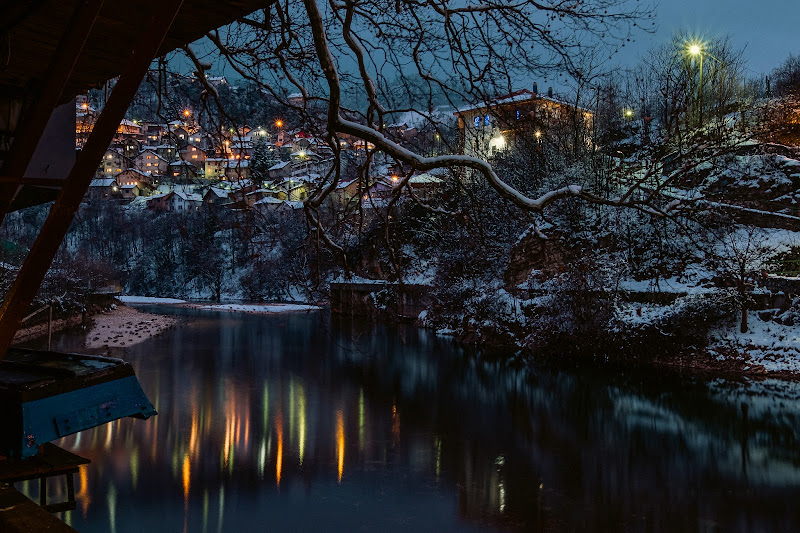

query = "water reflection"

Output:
[[25, 307, 800, 532]]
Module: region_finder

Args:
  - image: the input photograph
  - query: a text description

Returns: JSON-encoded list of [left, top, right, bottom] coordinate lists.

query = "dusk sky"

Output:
[[619, 0, 797, 76]]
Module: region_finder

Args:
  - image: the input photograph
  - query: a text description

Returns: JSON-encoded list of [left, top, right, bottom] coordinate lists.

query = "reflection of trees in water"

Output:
[[49, 310, 800, 531]]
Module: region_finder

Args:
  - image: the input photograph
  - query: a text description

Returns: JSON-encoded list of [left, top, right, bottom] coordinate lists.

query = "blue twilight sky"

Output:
[[618, 0, 798, 77]]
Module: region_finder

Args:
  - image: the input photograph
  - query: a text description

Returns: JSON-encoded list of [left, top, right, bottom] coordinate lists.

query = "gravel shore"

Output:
[[85, 305, 178, 348]]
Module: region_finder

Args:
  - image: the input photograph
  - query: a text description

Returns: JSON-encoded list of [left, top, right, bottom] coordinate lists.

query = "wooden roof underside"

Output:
[[0, 0, 263, 100]]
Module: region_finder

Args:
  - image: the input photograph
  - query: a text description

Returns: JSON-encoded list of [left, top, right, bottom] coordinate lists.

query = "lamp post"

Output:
[[688, 44, 704, 126]]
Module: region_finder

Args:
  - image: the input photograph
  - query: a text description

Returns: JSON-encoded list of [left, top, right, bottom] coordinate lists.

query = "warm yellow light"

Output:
[[535, 130, 542, 138], [275, 120, 283, 128], [689, 44, 701, 56], [298, 150, 306, 158], [391, 175, 398, 181], [624, 109, 634, 117], [336, 410, 345, 484], [82, 103, 88, 109], [183, 109, 191, 117]]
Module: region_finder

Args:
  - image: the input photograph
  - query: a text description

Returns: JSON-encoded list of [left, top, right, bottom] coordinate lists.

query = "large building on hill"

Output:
[[454, 86, 592, 159]]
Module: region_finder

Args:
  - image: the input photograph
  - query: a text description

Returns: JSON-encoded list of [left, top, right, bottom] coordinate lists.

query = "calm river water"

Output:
[[20, 305, 800, 532]]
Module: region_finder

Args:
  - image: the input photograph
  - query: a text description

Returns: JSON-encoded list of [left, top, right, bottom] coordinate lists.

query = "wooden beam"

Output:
[[0, 177, 66, 187], [0, 0, 105, 223], [0, 0, 185, 360]]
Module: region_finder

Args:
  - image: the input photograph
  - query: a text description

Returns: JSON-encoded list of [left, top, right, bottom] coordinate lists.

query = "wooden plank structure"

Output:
[[0, 443, 90, 513], [0, 1, 265, 527], [0, 0, 265, 357]]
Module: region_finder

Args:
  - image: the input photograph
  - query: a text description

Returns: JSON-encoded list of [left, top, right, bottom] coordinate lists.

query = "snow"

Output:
[[199, 303, 320, 314], [119, 296, 187, 304], [709, 311, 800, 373]]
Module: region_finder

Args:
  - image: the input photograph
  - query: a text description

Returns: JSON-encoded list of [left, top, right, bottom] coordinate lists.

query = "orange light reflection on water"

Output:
[[336, 409, 344, 484], [275, 414, 283, 488]]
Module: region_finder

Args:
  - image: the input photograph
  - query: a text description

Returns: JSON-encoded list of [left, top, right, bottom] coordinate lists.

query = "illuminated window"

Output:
[[147, 155, 151, 159], [484, 115, 490, 126], [107, 155, 112, 159], [192, 155, 197, 159], [474, 116, 480, 128]]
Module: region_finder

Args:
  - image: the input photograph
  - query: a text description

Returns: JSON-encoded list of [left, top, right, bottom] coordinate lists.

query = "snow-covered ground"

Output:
[[198, 303, 321, 314], [709, 311, 800, 373]]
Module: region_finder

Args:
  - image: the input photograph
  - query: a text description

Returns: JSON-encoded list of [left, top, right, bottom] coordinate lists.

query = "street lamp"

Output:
[[685, 40, 720, 127]]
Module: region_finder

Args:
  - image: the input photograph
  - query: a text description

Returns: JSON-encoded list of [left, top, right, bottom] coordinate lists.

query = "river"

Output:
[[19, 305, 800, 532]]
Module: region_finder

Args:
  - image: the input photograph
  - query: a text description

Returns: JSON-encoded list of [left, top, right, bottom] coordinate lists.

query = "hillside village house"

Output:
[[99, 149, 130, 178], [134, 149, 168, 176], [204, 158, 227, 179], [223, 159, 251, 181], [116, 168, 151, 189], [116, 136, 142, 159], [171, 190, 203, 211], [169, 160, 198, 182], [156, 144, 178, 162], [454, 85, 592, 159], [180, 143, 206, 168], [119, 183, 140, 200], [88, 178, 118, 200]]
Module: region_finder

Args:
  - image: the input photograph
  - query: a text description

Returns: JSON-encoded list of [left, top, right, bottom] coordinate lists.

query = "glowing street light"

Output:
[[183, 109, 191, 117], [275, 119, 284, 128], [684, 40, 720, 126]]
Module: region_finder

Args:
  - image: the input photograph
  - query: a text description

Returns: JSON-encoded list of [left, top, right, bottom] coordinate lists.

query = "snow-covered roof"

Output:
[[169, 160, 194, 167], [173, 190, 203, 202], [207, 187, 229, 198], [223, 159, 250, 168], [269, 161, 290, 170], [284, 200, 305, 209], [120, 184, 138, 190], [409, 173, 443, 184], [253, 196, 283, 205], [90, 178, 116, 187]]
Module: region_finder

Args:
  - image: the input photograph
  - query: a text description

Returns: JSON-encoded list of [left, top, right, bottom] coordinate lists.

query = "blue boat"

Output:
[[0, 348, 156, 459]]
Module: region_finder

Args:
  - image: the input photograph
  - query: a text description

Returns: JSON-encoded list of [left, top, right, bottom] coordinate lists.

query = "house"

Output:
[[156, 143, 179, 162], [453, 85, 592, 159], [114, 119, 142, 141], [146, 192, 173, 212], [267, 160, 291, 182], [171, 190, 203, 212], [119, 183, 140, 200], [252, 196, 284, 213], [115, 168, 151, 188], [204, 158, 227, 180], [98, 149, 130, 178], [223, 159, 251, 181], [169, 160, 198, 182], [87, 178, 118, 200], [180, 143, 206, 169], [244, 188, 278, 207], [407, 172, 443, 200], [115, 136, 141, 159], [202, 187, 232, 208], [142, 123, 165, 144], [134, 149, 168, 176]]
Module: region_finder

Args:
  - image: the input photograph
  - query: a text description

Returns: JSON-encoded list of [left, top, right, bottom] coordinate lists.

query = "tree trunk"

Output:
[[740, 302, 748, 333]]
